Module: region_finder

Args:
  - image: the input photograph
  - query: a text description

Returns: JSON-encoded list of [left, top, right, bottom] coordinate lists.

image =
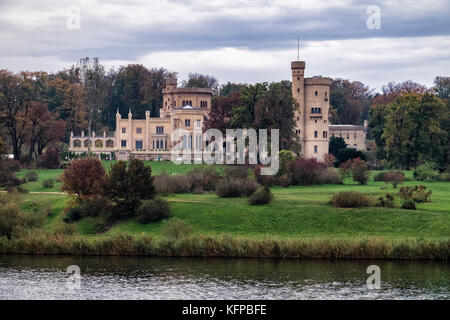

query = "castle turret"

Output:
[[291, 61, 306, 152]]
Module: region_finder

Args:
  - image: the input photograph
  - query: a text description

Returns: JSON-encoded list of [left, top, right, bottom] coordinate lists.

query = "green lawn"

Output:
[[17, 165, 450, 241]]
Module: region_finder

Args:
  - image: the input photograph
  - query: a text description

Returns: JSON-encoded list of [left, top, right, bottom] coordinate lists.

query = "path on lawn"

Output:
[[1, 191, 67, 195]]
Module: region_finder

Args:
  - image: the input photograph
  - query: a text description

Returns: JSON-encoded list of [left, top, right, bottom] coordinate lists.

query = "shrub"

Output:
[[331, 191, 373, 208], [376, 193, 396, 207], [253, 166, 292, 187], [414, 162, 439, 181], [0, 160, 23, 188], [319, 168, 343, 184], [61, 157, 106, 199], [248, 186, 274, 205], [63, 206, 83, 223], [287, 158, 327, 185], [53, 221, 77, 236], [136, 198, 171, 224], [338, 160, 353, 179], [336, 148, 366, 166], [40, 148, 60, 169], [350, 158, 370, 185], [373, 171, 387, 182], [412, 185, 432, 203], [160, 218, 192, 240], [278, 150, 295, 175], [215, 178, 260, 197], [24, 171, 39, 182], [440, 172, 450, 181], [224, 166, 249, 179], [154, 168, 220, 195], [104, 159, 155, 218], [384, 172, 404, 188], [323, 153, 336, 168], [397, 185, 432, 203], [402, 200, 416, 210], [42, 178, 54, 188], [0, 193, 44, 239]]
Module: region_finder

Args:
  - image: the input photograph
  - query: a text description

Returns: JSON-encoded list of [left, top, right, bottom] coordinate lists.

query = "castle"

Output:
[[291, 61, 367, 161], [69, 60, 367, 161]]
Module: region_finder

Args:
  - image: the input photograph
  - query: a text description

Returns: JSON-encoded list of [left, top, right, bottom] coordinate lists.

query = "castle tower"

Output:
[[291, 61, 332, 161], [291, 61, 306, 152]]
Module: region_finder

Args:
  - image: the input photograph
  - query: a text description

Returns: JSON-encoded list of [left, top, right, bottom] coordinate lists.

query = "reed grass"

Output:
[[0, 233, 447, 260]]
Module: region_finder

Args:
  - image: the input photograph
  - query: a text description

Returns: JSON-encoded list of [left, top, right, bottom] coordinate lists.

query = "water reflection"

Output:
[[0, 255, 448, 300]]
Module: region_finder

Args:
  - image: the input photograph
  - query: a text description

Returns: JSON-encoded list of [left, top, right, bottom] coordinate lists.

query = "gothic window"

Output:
[[122, 128, 126, 134], [185, 119, 190, 127], [314, 146, 318, 153], [314, 131, 318, 138], [354, 133, 357, 139], [121, 140, 126, 147], [315, 91, 318, 96]]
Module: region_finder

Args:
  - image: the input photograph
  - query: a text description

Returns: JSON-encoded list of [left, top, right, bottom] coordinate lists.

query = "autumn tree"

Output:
[[47, 77, 88, 139], [205, 91, 241, 133], [0, 70, 33, 160], [330, 79, 373, 124], [61, 157, 106, 200]]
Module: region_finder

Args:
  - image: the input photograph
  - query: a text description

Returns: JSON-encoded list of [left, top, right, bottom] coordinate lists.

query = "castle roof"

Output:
[[329, 124, 366, 131]]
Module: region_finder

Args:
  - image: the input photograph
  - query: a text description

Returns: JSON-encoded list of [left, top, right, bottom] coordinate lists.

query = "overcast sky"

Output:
[[0, 0, 449, 91]]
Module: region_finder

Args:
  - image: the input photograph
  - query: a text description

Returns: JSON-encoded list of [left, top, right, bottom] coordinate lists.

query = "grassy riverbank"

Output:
[[4, 164, 450, 259]]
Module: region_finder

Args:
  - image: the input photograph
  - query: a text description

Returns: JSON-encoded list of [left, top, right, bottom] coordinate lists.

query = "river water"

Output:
[[0, 255, 448, 300]]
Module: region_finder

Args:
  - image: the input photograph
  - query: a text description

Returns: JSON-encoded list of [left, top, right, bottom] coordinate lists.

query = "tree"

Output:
[[76, 58, 110, 154], [47, 77, 88, 139], [230, 82, 268, 128], [330, 79, 373, 124], [26, 101, 66, 159], [0, 70, 33, 160], [182, 73, 218, 94], [111, 64, 175, 120], [383, 93, 447, 169], [61, 157, 106, 200], [433, 76, 450, 100], [205, 91, 241, 133], [219, 82, 245, 96], [254, 81, 300, 152], [104, 159, 155, 217], [329, 136, 347, 157]]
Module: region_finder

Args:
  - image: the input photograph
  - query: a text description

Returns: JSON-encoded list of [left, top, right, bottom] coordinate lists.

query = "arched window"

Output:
[[314, 146, 318, 153], [314, 131, 318, 138], [73, 139, 81, 148], [156, 140, 159, 149]]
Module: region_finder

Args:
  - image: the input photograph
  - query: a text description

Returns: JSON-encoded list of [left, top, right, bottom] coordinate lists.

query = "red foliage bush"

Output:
[[287, 158, 327, 185], [61, 157, 106, 199]]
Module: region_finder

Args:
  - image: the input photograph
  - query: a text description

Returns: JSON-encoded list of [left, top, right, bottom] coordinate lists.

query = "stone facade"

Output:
[[69, 78, 212, 160], [291, 60, 367, 161], [329, 121, 368, 151], [69, 61, 368, 162]]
